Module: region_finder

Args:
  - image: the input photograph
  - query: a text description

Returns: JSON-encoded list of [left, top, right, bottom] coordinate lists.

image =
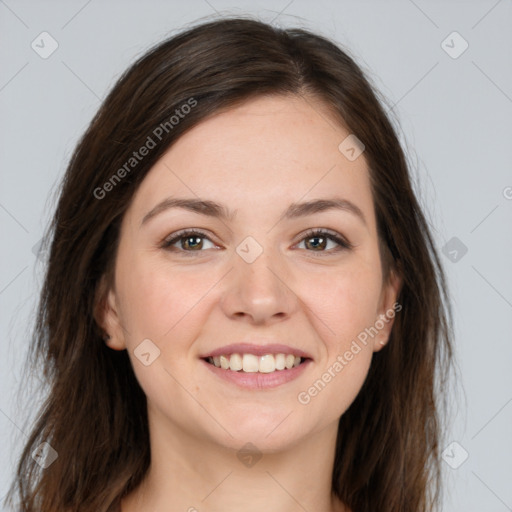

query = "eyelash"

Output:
[[161, 228, 353, 256]]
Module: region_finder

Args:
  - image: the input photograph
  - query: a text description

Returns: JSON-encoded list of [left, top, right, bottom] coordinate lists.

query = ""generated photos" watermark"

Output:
[[297, 301, 402, 405], [93, 97, 197, 200]]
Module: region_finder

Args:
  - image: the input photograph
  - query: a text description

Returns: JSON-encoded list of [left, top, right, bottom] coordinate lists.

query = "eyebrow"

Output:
[[141, 196, 367, 226]]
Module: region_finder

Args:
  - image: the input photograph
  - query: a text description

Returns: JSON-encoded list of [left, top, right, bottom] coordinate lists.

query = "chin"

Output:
[[210, 415, 306, 452]]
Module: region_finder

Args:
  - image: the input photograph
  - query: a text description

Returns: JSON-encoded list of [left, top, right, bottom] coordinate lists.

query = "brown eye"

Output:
[[180, 235, 204, 251], [298, 229, 353, 253], [304, 234, 328, 251], [162, 230, 215, 253]]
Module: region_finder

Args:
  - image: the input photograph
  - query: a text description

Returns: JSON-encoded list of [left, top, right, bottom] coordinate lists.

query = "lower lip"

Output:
[[200, 358, 312, 389]]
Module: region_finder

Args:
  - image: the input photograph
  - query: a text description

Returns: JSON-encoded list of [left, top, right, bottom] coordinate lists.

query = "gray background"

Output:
[[1, 0, 511, 510]]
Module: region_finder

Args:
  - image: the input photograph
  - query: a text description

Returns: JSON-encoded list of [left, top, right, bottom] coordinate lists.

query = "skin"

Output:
[[98, 94, 401, 512]]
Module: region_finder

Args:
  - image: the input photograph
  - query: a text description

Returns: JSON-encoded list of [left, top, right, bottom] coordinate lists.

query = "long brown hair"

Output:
[[5, 15, 455, 512]]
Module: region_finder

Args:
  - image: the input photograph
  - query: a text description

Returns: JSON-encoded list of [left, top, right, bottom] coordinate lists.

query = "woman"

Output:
[[6, 16, 454, 512]]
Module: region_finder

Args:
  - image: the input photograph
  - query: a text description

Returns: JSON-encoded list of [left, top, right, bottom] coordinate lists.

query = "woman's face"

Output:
[[101, 94, 400, 452]]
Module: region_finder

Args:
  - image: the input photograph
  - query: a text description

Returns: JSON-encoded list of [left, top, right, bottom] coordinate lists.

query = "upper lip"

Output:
[[200, 342, 313, 360]]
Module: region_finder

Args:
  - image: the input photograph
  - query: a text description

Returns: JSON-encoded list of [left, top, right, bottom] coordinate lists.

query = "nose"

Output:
[[220, 244, 298, 325]]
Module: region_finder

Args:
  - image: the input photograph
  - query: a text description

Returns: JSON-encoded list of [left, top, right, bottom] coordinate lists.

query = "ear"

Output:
[[372, 267, 402, 352], [94, 274, 127, 351]]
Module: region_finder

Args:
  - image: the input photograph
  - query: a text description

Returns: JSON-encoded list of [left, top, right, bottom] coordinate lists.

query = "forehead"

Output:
[[126, 94, 375, 229]]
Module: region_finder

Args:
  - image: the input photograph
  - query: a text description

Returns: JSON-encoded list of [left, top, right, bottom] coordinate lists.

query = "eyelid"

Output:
[[297, 228, 353, 250], [161, 227, 353, 254], [160, 228, 218, 250]]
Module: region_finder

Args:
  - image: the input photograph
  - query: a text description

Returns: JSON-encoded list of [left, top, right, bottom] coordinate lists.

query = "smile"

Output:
[[205, 353, 305, 373], [201, 353, 311, 390]]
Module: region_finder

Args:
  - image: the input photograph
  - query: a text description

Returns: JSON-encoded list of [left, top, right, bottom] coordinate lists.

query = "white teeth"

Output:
[[285, 354, 295, 369], [275, 353, 286, 370], [229, 353, 243, 371], [259, 354, 276, 373], [206, 353, 304, 373], [242, 354, 259, 373], [219, 355, 230, 369]]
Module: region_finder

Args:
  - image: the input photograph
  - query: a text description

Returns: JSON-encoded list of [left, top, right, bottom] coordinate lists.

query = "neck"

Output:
[[121, 403, 347, 512]]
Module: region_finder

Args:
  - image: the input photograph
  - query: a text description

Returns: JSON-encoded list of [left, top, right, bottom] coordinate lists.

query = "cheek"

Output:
[[116, 254, 210, 344], [301, 260, 382, 348], [295, 266, 379, 418], [115, 257, 211, 401]]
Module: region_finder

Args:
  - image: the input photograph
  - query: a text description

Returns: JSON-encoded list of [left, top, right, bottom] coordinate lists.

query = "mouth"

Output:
[[202, 353, 309, 373], [199, 342, 313, 389], [200, 351, 312, 390]]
